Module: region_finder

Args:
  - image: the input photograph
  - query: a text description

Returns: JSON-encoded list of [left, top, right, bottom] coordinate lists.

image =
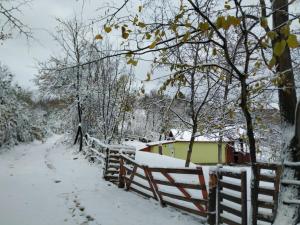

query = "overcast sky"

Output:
[[0, 0, 100, 90]]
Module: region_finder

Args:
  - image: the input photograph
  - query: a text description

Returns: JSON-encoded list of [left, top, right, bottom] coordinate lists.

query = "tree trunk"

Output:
[[240, 77, 256, 163], [218, 136, 223, 164], [272, 0, 299, 223], [74, 65, 83, 152], [185, 122, 197, 167]]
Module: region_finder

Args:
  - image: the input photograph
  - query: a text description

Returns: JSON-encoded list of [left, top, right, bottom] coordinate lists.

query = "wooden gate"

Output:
[[104, 146, 135, 183], [216, 168, 248, 225], [119, 154, 210, 220], [83, 134, 135, 183], [252, 163, 282, 225]]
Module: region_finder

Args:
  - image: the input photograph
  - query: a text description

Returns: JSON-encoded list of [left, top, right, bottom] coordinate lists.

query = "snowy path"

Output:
[[0, 135, 202, 225]]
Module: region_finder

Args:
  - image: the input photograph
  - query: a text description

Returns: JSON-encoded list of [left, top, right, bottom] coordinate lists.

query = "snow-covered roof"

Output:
[[146, 140, 175, 147], [122, 140, 148, 151], [170, 129, 230, 142]]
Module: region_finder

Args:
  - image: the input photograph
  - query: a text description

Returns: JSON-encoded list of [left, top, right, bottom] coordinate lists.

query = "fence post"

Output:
[[273, 166, 282, 216], [118, 156, 125, 188], [103, 147, 109, 180], [241, 170, 248, 225], [216, 166, 222, 225], [208, 171, 217, 225], [143, 166, 158, 200], [251, 165, 259, 225], [147, 167, 165, 207]]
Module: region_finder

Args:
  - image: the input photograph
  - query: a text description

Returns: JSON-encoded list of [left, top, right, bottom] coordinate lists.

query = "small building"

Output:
[[140, 129, 250, 165]]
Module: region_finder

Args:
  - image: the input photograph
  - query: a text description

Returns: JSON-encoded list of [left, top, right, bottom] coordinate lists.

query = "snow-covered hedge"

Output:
[[0, 64, 46, 148]]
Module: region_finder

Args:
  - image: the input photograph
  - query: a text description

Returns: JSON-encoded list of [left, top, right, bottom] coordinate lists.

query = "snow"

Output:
[[170, 129, 223, 142], [281, 179, 300, 185], [122, 140, 148, 151], [284, 161, 300, 167], [135, 151, 196, 168], [283, 199, 300, 204], [0, 135, 203, 225], [146, 140, 175, 147]]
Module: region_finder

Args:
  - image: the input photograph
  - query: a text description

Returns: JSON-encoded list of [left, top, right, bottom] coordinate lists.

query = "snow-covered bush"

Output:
[[0, 63, 46, 148]]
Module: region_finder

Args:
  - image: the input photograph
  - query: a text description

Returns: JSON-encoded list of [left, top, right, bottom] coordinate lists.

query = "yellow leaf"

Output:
[[149, 41, 157, 49], [212, 48, 217, 56], [170, 23, 177, 32], [126, 51, 133, 57], [185, 19, 191, 28], [274, 40, 286, 56], [122, 32, 129, 39], [95, 34, 103, 40], [145, 73, 151, 81], [145, 32, 151, 40], [268, 56, 276, 69], [267, 31, 277, 40], [127, 59, 138, 66], [132, 60, 138, 66], [104, 26, 112, 33], [280, 25, 290, 37], [121, 26, 129, 39], [216, 16, 226, 29], [286, 34, 299, 48], [224, 4, 231, 9], [227, 16, 240, 27], [216, 16, 230, 30], [133, 17, 138, 25], [182, 32, 190, 42], [223, 19, 230, 30], [260, 17, 268, 29], [138, 22, 146, 28], [199, 22, 209, 31]]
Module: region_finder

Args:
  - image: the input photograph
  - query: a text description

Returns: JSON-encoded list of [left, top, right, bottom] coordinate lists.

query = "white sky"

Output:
[[0, 0, 100, 90]]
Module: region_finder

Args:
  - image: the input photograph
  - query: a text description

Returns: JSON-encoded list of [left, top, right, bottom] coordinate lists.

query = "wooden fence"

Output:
[[215, 168, 248, 225], [119, 154, 215, 222], [83, 136, 283, 224], [83, 134, 135, 183], [252, 163, 282, 225]]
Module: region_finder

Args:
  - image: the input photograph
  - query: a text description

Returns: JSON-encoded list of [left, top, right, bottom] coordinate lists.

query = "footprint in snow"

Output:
[[86, 215, 94, 221], [46, 163, 55, 170]]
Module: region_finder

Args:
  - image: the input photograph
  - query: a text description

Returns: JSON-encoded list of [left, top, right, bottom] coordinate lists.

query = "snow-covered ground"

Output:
[[0, 135, 203, 225]]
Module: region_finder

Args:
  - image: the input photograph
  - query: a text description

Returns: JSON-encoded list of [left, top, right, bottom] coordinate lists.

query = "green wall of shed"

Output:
[[150, 141, 226, 164]]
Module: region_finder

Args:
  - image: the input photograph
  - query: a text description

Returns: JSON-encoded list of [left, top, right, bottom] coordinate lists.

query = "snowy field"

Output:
[[0, 135, 203, 225]]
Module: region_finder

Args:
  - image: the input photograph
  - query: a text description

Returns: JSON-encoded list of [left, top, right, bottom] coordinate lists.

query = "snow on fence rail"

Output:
[[119, 154, 215, 223], [83, 134, 136, 183]]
